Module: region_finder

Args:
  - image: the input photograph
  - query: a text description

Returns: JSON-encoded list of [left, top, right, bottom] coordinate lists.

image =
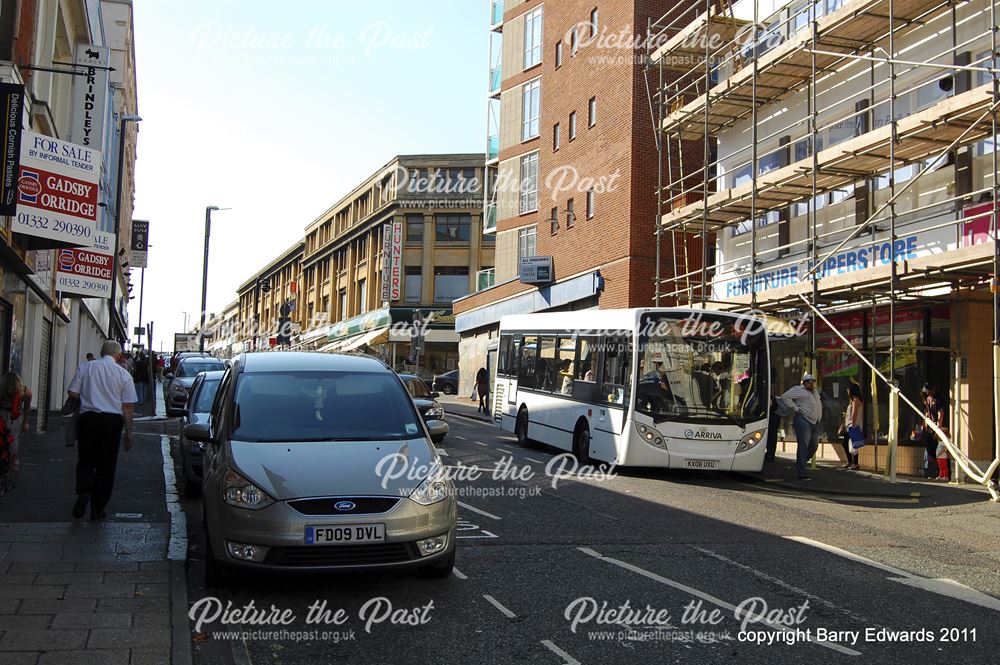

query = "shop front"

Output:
[[322, 307, 459, 381]]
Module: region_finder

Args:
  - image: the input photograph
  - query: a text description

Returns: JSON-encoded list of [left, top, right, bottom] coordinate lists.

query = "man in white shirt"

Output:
[[781, 373, 823, 481], [67, 340, 138, 519]]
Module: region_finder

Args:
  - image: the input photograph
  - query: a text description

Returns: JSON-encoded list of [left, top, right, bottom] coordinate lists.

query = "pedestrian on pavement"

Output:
[[922, 382, 944, 478], [476, 367, 490, 414], [781, 373, 823, 481], [840, 382, 863, 470], [68, 340, 138, 520], [0, 372, 32, 492], [132, 353, 149, 405], [765, 394, 783, 462], [935, 427, 951, 482]]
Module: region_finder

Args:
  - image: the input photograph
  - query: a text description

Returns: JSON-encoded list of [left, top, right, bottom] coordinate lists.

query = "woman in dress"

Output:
[[0, 372, 32, 492], [840, 382, 863, 470]]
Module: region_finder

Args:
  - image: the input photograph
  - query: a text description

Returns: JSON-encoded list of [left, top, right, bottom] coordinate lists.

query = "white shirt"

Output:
[[781, 384, 823, 425], [68, 355, 138, 415]]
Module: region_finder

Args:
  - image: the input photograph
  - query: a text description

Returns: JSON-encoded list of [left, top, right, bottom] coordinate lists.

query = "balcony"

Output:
[[489, 65, 502, 94], [491, 0, 504, 26], [477, 268, 496, 291], [487, 135, 499, 161], [484, 203, 497, 233]]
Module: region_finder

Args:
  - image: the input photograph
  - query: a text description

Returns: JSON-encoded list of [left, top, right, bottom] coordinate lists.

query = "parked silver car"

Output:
[[185, 352, 455, 586]]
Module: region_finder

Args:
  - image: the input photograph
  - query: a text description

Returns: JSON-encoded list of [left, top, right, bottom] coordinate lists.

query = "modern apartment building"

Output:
[[231, 155, 491, 377], [650, 0, 1000, 482], [455, 0, 708, 397]]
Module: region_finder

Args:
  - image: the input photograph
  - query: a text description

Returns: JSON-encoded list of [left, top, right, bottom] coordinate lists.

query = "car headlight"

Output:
[[409, 464, 451, 505], [736, 430, 765, 453], [424, 406, 444, 419], [222, 468, 275, 510]]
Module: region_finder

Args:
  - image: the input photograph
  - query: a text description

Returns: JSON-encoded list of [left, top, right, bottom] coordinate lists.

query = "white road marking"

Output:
[[540, 640, 581, 665], [499, 447, 515, 454], [452, 567, 468, 580], [483, 594, 517, 619], [578, 547, 862, 657], [474, 441, 489, 447], [525, 457, 544, 464], [453, 435, 468, 441], [457, 501, 502, 521], [787, 536, 1000, 612]]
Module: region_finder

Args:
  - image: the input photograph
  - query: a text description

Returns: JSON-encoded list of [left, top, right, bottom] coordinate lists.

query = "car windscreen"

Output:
[[192, 379, 221, 413], [178, 362, 224, 377], [404, 377, 432, 398], [231, 371, 424, 442]]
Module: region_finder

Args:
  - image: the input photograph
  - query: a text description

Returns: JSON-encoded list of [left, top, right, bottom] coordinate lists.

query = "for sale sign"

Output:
[[14, 131, 100, 246], [54, 231, 114, 298]]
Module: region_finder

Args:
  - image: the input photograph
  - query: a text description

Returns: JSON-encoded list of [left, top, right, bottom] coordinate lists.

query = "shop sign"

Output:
[[54, 232, 114, 298], [69, 44, 110, 148], [130, 220, 149, 268], [961, 202, 997, 247], [519, 256, 554, 284], [380, 221, 403, 301], [0, 82, 25, 216], [15, 131, 100, 246]]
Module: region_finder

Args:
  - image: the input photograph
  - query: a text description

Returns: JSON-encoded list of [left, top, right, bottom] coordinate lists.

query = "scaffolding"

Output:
[[646, 0, 1000, 499]]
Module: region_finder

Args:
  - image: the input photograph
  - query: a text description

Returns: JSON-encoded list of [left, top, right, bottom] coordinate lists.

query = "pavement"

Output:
[[0, 382, 190, 665]]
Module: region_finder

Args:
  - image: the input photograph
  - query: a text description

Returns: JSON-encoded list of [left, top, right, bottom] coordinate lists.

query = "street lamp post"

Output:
[[107, 113, 142, 339], [198, 206, 230, 353], [182, 311, 189, 332]]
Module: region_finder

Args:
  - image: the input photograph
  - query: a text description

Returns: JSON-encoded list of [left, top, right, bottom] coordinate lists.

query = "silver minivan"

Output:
[[185, 352, 456, 586]]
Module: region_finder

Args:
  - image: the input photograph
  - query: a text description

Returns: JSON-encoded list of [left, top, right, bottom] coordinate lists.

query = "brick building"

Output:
[[454, 0, 707, 397]]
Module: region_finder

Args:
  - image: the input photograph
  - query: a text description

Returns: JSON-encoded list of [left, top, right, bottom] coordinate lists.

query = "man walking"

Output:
[[781, 373, 823, 481], [68, 340, 137, 520]]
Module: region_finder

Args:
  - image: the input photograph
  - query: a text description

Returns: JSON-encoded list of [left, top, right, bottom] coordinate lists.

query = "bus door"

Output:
[[590, 335, 632, 463]]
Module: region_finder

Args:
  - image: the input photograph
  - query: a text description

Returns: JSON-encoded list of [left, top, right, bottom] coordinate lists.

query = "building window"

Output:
[[404, 266, 422, 303], [522, 79, 540, 141], [519, 153, 539, 213], [566, 198, 575, 228], [357, 279, 367, 313], [406, 213, 424, 243], [553, 123, 561, 151], [518, 226, 537, 258], [338, 290, 347, 319], [590, 8, 598, 37], [555, 41, 562, 68], [569, 112, 577, 140], [524, 7, 543, 69], [434, 267, 470, 303], [483, 232, 496, 244], [588, 97, 597, 127], [571, 26, 578, 56], [550, 206, 559, 234], [435, 214, 471, 242], [357, 236, 367, 262], [586, 189, 595, 218]]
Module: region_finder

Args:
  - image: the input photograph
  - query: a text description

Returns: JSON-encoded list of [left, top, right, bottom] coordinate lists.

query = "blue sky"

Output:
[[127, 0, 487, 350]]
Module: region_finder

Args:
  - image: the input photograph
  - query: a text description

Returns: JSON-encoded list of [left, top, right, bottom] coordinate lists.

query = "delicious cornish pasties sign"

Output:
[[15, 131, 100, 246], [55, 231, 114, 298]]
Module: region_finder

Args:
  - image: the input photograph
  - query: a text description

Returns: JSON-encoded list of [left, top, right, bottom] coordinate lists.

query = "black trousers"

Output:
[[76, 411, 124, 513], [841, 432, 858, 464]]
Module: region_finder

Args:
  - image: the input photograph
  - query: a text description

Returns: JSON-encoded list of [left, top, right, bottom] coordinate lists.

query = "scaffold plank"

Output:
[[650, 7, 751, 72]]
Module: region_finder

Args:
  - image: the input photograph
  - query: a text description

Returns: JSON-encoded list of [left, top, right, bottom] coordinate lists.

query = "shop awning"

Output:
[[339, 328, 389, 352]]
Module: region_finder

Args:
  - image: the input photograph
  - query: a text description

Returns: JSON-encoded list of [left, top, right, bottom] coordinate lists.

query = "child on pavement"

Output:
[[935, 427, 951, 482]]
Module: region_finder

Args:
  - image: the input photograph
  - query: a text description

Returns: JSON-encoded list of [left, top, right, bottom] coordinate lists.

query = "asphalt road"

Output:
[[176, 412, 1000, 665]]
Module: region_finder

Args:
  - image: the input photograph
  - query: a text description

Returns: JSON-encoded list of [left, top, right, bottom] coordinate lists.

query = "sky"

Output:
[[126, 0, 487, 352]]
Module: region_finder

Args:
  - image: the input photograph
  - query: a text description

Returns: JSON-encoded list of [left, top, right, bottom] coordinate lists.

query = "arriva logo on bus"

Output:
[[684, 429, 724, 440]]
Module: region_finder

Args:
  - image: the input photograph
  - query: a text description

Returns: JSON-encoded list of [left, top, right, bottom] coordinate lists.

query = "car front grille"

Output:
[[265, 542, 416, 567], [287, 497, 401, 516]]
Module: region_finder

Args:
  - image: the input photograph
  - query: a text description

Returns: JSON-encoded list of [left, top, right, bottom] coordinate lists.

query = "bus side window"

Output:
[[498, 335, 512, 376], [518, 336, 538, 388], [600, 337, 632, 406]]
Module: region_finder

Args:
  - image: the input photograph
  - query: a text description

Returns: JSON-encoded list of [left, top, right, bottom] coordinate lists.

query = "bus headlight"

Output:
[[736, 430, 765, 453], [635, 423, 665, 449]]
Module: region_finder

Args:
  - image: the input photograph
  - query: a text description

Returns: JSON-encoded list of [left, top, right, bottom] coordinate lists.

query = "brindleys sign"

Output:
[[55, 231, 114, 298], [70, 44, 110, 148], [15, 131, 100, 246], [380, 221, 403, 301]]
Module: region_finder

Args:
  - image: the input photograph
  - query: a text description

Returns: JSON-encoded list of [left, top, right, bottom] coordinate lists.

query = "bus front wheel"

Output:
[[515, 408, 531, 447], [573, 423, 592, 464]]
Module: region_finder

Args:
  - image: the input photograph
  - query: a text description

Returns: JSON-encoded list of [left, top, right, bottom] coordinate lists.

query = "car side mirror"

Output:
[[184, 422, 212, 443], [426, 420, 448, 440], [166, 373, 174, 379], [431, 391, 440, 398]]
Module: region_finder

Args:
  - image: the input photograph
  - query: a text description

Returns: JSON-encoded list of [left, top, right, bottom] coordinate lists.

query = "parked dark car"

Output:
[[399, 374, 447, 443], [180, 370, 225, 495], [431, 370, 459, 395], [166, 357, 226, 416]]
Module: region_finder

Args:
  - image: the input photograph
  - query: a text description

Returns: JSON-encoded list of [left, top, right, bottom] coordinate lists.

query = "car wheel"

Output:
[[417, 549, 455, 579], [204, 526, 236, 588], [573, 423, 592, 464], [442, 383, 455, 395], [515, 408, 532, 447]]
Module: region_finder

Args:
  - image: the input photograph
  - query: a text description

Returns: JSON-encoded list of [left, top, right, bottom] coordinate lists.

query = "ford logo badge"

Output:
[[334, 501, 356, 511]]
